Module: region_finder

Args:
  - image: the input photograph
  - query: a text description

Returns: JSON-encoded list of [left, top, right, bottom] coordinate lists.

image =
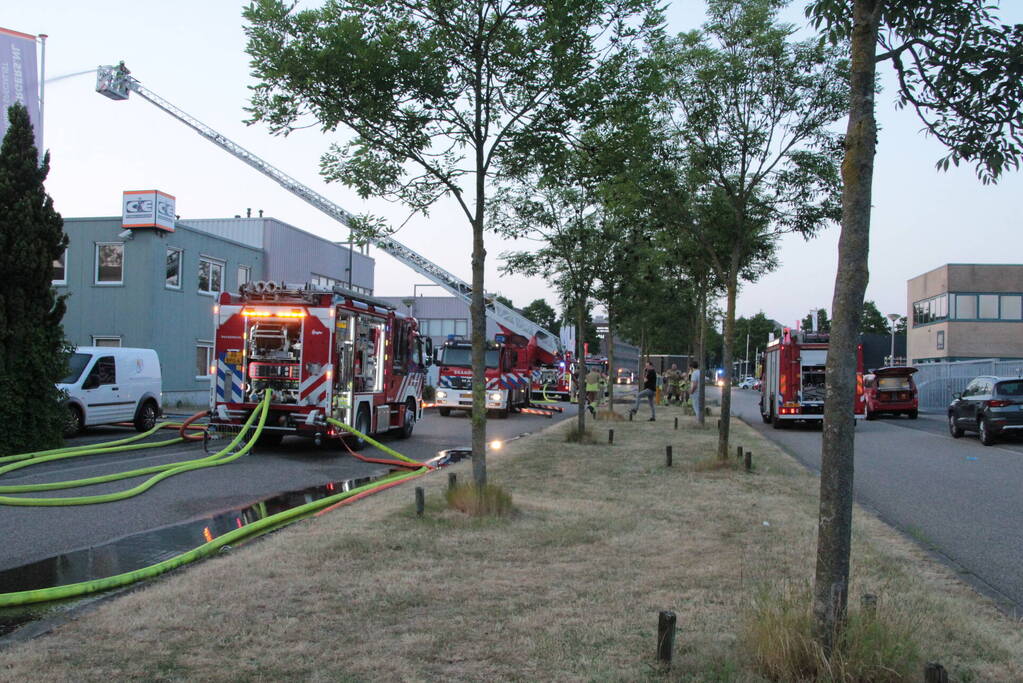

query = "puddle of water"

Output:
[[0, 472, 385, 597]]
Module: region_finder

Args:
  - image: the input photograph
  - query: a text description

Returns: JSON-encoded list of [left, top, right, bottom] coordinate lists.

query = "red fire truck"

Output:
[[210, 282, 431, 446], [759, 328, 865, 428], [434, 336, 531, 418]]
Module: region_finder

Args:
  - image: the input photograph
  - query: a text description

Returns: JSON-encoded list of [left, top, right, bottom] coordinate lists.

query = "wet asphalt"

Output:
[[0, 405, 577, 576]]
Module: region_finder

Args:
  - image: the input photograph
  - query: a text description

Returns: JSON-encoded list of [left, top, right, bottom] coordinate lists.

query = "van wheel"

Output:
[[134, 401, 159, 432], [948, 413, 963, 438], [979, 417, 996, 446], [64, 405, 83, 438]]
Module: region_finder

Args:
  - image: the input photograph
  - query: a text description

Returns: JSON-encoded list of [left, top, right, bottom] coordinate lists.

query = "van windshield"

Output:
[[61, 353, 92, 384]]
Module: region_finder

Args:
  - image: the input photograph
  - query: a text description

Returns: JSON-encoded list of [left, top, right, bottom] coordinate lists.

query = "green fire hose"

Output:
[[0, 398, 431, 607]]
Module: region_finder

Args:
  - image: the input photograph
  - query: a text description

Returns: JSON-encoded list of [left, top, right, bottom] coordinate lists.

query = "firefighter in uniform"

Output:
[[663, 363, 683, 405]]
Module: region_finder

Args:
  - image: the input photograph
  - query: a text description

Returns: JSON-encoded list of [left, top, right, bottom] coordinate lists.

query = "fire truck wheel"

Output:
[[349, 407, 371, 450], [134, 400, 159, 432], [64, 405, 83, 438], [907, 410, 918, 419], [865, 410, 876, 421], [399, 400, 416, 439], [438, 407, 452, 417], [772, 415, 787, 430]]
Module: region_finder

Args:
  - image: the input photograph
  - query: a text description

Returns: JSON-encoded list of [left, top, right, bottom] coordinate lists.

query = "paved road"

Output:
[[728, 388, 1023, 612], [0, 406, 577, 575]]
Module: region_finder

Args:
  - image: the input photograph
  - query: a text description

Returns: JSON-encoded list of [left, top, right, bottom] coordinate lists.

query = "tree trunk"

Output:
[[717, 267, 738, 459], [607, 306, 616, 411], [696, 289, 707, 427], [470, 208, 488, 487], [812, 0, 881, 655], [576, 300, 587, 434]]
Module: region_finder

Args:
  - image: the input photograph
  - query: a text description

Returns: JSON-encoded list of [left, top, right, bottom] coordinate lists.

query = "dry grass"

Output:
[[1, 406, 1021, 681], [444, 482, 514, 517]]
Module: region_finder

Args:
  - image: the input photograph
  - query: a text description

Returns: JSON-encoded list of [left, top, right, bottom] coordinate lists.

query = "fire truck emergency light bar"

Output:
[[242, 309, 307, 318]]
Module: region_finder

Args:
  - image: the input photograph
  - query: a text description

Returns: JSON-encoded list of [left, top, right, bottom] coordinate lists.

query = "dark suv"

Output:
[[948, 376, 1023, 445]]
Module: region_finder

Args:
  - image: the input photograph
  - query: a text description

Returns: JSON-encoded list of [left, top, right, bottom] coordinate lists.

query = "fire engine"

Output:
[[759, 328, 865, 428], [434, 336, 532, 417], [96, 63, 569, 406], [211, 282, 431, 446]]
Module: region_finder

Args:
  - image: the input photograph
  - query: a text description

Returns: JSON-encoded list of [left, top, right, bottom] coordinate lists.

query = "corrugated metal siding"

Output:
[[178, 218, 264, 249], [262, 218, 374, 291], [59, 218, 263, 404], [377, 296, 499, 343]]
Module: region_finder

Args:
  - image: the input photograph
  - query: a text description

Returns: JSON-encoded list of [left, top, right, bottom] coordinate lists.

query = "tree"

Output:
[[733, 312, 780, 374], [860, 300, 891, 334], [520, 299, 559, 336], [492, 294, 514, 310], [244, 0, 659, 485], [654, 0, 846, 460], [807, 0, 1023, 654], [800, 308, 831, 332], [0, 103, 69, 455]]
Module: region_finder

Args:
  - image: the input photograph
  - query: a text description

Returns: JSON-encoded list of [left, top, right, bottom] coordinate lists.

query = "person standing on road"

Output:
[[630, 361, 657, 421], [689, 360, 702, 417], [585, 366, 603, 417]]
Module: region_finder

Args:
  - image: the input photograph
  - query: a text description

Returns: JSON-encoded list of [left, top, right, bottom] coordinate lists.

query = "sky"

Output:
[[4, 1, 1022, 330]]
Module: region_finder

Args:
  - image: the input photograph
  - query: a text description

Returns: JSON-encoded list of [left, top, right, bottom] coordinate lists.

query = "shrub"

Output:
[[422, 385, 436, 401], [741, 581, 921, 682], [445, 482, 514, 517], [564, 426, 596, 443]]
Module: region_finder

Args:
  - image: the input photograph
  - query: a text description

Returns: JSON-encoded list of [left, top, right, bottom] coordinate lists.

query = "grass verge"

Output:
[[0, 407, 1020, 680]]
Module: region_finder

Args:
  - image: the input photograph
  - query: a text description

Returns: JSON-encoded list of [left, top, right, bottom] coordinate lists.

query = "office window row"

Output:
[[913, 292, 1023, 324], [420, 318, 468, 337], [53, 242, 251, 295]]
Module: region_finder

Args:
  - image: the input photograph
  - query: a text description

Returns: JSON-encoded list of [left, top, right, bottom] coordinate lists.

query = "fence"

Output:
[[914, 359, 1023, 411]]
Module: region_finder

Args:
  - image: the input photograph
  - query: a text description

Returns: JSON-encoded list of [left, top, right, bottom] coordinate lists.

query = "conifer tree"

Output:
[[0, 102, 69, 454]]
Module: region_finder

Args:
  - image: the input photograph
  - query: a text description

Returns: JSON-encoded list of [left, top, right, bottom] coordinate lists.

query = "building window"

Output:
[[237, 265, 251, 288], [911, 293, 948, 325], [166, 248, 182, 289], [936, 330, 945, 350], [198, 257, 224, 295], [95, 243, 124, 284], [1000, 295, 1022, 320], [311, 273, 340, 289], [92, 336, 122, 347], [196, 343, 214, 378], [955, 294, 977, 320], [52, 249, 67, 285], [421, 318, 468, 337], [978, 294, 999, 319]]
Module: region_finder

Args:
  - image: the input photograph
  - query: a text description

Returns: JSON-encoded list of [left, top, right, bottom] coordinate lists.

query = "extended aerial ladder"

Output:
[[95, 63, 563, 364]]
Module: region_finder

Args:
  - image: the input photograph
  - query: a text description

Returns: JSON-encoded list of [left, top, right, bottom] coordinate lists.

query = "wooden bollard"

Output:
[[608, 429, 614, 444], [657, 610, 676, 666], [744, 450, 752, 471], [415, 486, 425, 516], [629, 411, 633, 422], [861, 593, 877, 616], [447, 472, 457, 490], [736, 445, 742, 460], [674, 416, 678, 430], [924, 662, 948, 683], [666, 445, 672, 467]]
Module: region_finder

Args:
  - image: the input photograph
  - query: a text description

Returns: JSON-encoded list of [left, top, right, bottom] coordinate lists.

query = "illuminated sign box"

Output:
[[122, 190, 176, 232]]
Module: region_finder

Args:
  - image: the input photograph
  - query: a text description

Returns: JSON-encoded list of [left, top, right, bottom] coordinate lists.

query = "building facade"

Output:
[[56, 214, 373, 407], [907, 264, 1023, 363]]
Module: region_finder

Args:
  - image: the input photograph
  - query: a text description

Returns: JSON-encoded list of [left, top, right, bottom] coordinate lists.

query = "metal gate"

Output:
[[915, 359, 1023, 410]]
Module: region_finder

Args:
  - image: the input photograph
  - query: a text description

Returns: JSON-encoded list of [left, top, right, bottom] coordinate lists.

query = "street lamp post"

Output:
[[886, 312, 901, 366]]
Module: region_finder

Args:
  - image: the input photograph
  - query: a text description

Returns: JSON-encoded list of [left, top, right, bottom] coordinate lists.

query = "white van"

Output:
[[59, 347, 163, 436]]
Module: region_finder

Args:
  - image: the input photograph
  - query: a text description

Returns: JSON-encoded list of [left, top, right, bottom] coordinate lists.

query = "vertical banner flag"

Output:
[[0, 26, 41, 152]]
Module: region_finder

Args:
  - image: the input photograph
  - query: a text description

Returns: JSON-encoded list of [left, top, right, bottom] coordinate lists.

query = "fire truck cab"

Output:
[[759, 328, 865, 428], [211, 282, 430, 447], [434, 336, 530, 418]]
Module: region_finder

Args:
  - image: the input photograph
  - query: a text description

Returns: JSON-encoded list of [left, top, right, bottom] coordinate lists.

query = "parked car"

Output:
[[738, 376, 757, 390], [863, 366, 918, 420], [948, 376, 1023, 446], [59, 347, 163, 437]]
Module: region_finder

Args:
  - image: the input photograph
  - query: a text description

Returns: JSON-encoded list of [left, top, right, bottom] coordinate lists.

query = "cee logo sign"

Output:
[[122, 190, 176, 232]]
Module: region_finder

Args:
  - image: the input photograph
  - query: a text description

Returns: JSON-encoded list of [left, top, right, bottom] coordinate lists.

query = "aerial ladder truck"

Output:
[[95, 63, 567, 413]]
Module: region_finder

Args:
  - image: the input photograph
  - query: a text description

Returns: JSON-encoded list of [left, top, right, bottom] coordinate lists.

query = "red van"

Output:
[[863, 366, 918, 420]]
